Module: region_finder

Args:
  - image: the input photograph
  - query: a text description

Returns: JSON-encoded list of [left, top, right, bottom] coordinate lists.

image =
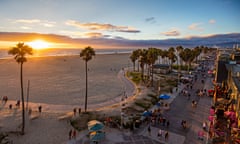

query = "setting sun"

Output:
[[27, 40, 50, 50]]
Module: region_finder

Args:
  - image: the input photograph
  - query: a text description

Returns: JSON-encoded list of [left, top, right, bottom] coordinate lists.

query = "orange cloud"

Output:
[[161, 29, 180, 36], [84, 32, 103, 38], [66, 20, 140, 33]]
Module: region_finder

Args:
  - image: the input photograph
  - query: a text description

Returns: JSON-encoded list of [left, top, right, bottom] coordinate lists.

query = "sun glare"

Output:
[[28, 40, 50, 50]]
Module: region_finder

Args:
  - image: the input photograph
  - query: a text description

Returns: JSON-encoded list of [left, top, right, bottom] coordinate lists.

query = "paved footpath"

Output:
[[150, 69, 213, 144]]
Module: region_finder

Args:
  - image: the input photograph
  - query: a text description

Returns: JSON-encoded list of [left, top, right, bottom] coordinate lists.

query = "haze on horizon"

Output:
[[0, 0, 239, 49]]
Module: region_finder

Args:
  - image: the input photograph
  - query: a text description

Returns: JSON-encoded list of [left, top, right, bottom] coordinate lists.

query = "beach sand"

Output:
[[0, 53, 132, 144], [0, 53, 131, 109]]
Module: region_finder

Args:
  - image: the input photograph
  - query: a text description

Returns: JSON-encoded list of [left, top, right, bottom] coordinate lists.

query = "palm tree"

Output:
[[8, 42, 33, 135], [167, 47, 176, 71], [80, 46, 95, 112], [139, 49, 148, 82], [179, 48, 195, 72], [176, 45, 183, 70], [130, 50, 140, 72], [147, 48, 158, 87]]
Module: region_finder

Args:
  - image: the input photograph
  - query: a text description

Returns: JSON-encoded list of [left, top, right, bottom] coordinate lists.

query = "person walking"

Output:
[[165, 131, 169, 141], [202, 121, 207, 131], [38, 105, 42, 113], [73, 108, 76, 116], [166, 120, 170, 128], [148, 125, 151, 136], [78, 108, 81, 115], [72, 129, 76, 139], [158, 129, 163, 138], [68, 129, 72, 140]]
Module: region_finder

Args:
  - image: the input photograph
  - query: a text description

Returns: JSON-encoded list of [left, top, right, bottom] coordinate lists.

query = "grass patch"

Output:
[[147, 93, 158, 104], [70, 111, 105, 131], [134, 100, 151, 109], [128, 72, 142, 84], [166, 79, 178, 87]]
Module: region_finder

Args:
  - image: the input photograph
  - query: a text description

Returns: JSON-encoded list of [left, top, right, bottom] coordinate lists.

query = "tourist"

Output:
[[158, 129, 163, 138], [162, 117, 166, 126], [192, 100, 195, 107], [68, 129, 72, 140], [73, 108, 76, 116], [38, 105, 42, 113], [166, 120, 170, 128], [16, 100, 20, 108], [2, 96, 8, 104], [165, 131, 169, 141], [78, 108, 81, 115], [72, 129, 76, 139], [148, 125, 151, 136], [202, 121, 207, 131], [181, 120, 187, 129], [188, 94, 191, 100], [9, 104, 12, 109]]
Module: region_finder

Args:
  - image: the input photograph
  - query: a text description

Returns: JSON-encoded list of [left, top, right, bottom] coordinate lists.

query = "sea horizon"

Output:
[[0, 48, 135, 59]]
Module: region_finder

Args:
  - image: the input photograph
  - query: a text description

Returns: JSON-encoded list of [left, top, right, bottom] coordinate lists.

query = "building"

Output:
[[152, 64, 171, 74]]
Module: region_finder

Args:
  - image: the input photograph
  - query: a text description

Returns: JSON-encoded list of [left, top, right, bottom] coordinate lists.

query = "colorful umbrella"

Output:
[[89, 131, 105, 141], [88, 120, 104, 131]]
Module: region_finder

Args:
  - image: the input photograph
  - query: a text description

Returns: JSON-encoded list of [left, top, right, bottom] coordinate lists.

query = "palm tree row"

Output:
[[130, 45, 212, 86], [8, 42, 95, 135]]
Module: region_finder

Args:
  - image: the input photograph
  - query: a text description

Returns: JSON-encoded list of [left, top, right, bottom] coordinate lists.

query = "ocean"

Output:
[[0, 48, 134, 59]]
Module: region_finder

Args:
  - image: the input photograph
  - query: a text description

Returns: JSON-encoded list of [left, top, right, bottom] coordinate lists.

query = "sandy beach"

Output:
[[0, 53, 131, 110], [0, 53, 133, 144]]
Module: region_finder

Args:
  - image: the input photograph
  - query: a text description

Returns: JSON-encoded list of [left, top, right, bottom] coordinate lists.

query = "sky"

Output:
[[0, 0, 240, 49]]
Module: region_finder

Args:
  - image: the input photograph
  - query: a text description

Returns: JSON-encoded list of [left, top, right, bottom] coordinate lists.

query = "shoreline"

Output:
[[0, 48, 133, 60]]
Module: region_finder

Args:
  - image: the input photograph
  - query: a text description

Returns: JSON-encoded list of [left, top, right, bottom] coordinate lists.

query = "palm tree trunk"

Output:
[[137, 60, 139, 72], [151, 64, 154, 87], [84, 61, 88, 112], [133, 62, 135, 72], [141, 64, 144, 82], [20, 62, 25, 134]]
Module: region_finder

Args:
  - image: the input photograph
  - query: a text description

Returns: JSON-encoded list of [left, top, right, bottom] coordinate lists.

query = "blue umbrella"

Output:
[[88, 120, 104, 131], [159, 94, 171, 99], [90, 131, 105, 141], [142, 111, 152, 117]]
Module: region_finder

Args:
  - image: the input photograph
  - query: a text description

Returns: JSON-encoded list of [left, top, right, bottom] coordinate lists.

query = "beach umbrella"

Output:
[[88, 120, 104, 131], [142, 111, 152, 117], [89, 131, 105, 142], [159, 94, 171, 100]]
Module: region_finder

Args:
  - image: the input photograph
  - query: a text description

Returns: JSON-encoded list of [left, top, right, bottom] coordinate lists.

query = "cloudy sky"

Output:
[[0, 0, 239, 49]]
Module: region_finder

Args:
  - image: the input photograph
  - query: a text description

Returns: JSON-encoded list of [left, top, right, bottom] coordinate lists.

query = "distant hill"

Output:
[[0, 32, 239, 49]]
